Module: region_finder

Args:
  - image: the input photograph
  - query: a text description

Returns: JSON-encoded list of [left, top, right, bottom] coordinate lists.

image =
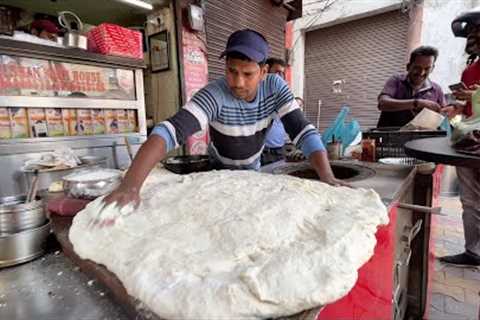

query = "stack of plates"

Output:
[[378, 157, 423, 166]]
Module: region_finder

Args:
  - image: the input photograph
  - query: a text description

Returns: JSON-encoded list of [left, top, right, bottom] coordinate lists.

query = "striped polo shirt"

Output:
[[152, 74, 325, 169]]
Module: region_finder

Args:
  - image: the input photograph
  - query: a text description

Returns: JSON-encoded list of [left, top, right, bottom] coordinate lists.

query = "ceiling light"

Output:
[[115, 0, 153, 10]]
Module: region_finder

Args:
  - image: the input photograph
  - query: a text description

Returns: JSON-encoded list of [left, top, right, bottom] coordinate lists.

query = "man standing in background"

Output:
[[262, 58, 288, 165], [437, 9, 480, 267], [376, 46, 445, 128]]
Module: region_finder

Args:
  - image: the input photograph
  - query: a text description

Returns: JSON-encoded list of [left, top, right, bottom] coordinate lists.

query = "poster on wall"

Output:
[[182, 28, 209, 155]]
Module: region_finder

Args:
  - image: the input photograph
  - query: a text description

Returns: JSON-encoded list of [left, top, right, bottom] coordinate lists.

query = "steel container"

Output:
[[0, 220, 50, 268], [0, 195, 46, 233]]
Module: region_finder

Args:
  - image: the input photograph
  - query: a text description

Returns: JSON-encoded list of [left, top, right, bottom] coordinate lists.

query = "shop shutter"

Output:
[[204, 0, 288, 81], [304, 10, 409, 131]]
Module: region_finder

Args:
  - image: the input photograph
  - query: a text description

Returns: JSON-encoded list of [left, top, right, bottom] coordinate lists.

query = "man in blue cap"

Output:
[[104, 29, 344, 208]]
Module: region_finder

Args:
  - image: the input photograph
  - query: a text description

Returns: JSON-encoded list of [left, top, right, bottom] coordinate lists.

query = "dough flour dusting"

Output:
[[69, 169, 388, 319]]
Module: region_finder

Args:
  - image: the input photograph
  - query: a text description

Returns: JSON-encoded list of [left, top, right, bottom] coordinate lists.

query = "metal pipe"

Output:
[[398, 202, 444, 215]]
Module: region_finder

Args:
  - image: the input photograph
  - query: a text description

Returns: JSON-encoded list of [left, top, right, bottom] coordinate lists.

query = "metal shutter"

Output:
[[304, 10, 409, 131], [204, 0, 288, 81]]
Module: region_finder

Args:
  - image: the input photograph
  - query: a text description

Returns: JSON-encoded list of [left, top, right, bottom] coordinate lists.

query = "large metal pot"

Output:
[[0, 221, 50, 268], [0, 195, 46, 233]]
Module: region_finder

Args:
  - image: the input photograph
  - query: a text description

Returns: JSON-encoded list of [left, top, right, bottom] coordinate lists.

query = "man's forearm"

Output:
[[309, 150, 335, 182], [122, 135, 167, 190], [378, 96, 415, 112]]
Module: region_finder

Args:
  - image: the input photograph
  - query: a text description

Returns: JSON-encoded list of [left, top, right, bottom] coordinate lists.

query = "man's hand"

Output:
[[452, 83, 480, 101], [416, 99, 442, 112], [309, 150, 351, 187], [441, 105, 464, 119], [103, 183, 140, 209]]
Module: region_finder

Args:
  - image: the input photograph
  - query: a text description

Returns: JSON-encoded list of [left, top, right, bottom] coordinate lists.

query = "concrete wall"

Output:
[[144, 4, 181, 124], [420, 0, 475, 91], [292, 0, 402, 97]]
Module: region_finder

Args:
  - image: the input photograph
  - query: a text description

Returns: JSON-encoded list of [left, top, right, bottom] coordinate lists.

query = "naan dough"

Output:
[[70, 169, 388, 319]]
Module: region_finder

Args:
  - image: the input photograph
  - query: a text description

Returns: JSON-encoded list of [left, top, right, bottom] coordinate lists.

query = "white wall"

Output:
[[420, 0, 474, 91], [292, 0, 402, 97]]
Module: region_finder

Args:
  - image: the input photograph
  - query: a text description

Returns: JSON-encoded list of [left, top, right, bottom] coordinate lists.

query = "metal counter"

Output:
[[0, 235, 129, 320]]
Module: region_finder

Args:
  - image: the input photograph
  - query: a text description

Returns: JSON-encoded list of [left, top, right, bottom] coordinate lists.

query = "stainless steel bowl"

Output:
[[0, 195, 46, 233], [0, 220, 51, 268], [63, 169, 123, 200]]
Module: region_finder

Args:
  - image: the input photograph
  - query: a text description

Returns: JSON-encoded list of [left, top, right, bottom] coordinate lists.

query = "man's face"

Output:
[[225, 58, 267, 101], [268, 63, 285, 79], [407, 55, 435, 87], [466, 24, 480, 55]]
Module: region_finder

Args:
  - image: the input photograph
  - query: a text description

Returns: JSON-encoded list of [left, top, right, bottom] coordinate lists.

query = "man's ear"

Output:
[[261, 64, 269, 79]]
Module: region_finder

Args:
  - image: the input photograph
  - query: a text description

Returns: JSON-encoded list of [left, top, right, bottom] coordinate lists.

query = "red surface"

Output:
[[318, 206, 397, 320], [47, 195, 91, 216]]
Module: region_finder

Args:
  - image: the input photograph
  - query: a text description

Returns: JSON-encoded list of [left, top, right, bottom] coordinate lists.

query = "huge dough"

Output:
[[69, 169, 388, 319]]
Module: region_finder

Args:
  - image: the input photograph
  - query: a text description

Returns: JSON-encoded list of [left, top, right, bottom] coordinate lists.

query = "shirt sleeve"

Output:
[[150, 83, 223, 152], [378, 75, 399, 99], [270, 75, 326, 157], [437, 86, 446, 106]]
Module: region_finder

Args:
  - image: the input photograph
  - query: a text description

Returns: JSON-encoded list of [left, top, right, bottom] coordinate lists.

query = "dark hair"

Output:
[[225, 52, 266, 65], [409, 46, 439, 64], [266, 57, 286, 68], [294, 96, 304, 103]]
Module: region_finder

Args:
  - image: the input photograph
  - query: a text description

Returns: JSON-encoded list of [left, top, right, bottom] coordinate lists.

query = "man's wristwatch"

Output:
[[413, 99, 419, 110]]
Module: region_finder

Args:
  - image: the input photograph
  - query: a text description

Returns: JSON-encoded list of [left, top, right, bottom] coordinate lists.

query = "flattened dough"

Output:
[[70, 169, 388, 319]]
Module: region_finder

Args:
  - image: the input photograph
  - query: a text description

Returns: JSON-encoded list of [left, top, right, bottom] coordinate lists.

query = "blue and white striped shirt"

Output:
[[152, 74, 325, 169]]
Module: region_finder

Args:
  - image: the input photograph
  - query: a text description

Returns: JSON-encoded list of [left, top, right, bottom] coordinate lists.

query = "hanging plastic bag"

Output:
[[321, 105, 361, 149]]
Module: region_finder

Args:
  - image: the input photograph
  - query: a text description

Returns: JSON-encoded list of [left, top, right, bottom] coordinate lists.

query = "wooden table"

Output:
[[405, 137, 480, 169]]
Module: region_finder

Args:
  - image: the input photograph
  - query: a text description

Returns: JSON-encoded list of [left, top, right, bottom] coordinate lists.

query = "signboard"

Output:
[[0, 55, 136, 100], [182, 28, 209, 155]]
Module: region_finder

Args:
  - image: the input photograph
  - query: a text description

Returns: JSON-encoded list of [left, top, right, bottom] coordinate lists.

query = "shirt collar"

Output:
[[401, 73, 433, 93]]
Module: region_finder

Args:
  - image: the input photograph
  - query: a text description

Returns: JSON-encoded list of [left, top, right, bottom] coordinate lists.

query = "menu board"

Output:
[[0, 55, 136, 100]]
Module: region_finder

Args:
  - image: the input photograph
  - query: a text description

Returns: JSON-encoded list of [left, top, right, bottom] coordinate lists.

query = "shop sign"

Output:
[[0, 55, 136, 100]]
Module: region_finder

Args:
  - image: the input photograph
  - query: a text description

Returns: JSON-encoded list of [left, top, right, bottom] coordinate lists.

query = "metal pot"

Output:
[[0, 220, 50, 268], [0, 195, 46, 234], [58, 11, 87, 50], [63, 30, 87, 50]]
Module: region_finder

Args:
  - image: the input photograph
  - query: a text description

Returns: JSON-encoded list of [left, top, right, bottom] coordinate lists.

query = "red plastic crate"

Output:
[[88, 23, 143, 60]]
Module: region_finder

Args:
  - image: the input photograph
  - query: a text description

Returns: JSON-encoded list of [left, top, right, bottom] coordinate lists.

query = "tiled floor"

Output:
[[428, 196, 480, 320]]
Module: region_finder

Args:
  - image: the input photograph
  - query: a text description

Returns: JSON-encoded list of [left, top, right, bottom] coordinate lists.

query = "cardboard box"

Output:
[[91, 109, 105, 135], [27, 108, 48, 138], [76, 109, 93, 135], [127, 109, 137, 132], [116, 109, 129, 133], [0, 108, 11, 139], [105, 109, 119, 134], [9, 107, 29, 138], [62, 109, 77, 136], [46, 108, 65, 137]]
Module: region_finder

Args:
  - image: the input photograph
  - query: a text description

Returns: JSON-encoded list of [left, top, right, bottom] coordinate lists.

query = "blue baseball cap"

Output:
[[220, 29, 269, 63]]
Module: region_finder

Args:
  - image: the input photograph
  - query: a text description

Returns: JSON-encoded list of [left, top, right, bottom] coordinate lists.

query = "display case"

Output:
[[0, 38, 147, 197]]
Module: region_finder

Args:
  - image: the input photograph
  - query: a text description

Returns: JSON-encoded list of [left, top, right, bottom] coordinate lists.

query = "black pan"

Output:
[[162, 155, 212, 174]]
